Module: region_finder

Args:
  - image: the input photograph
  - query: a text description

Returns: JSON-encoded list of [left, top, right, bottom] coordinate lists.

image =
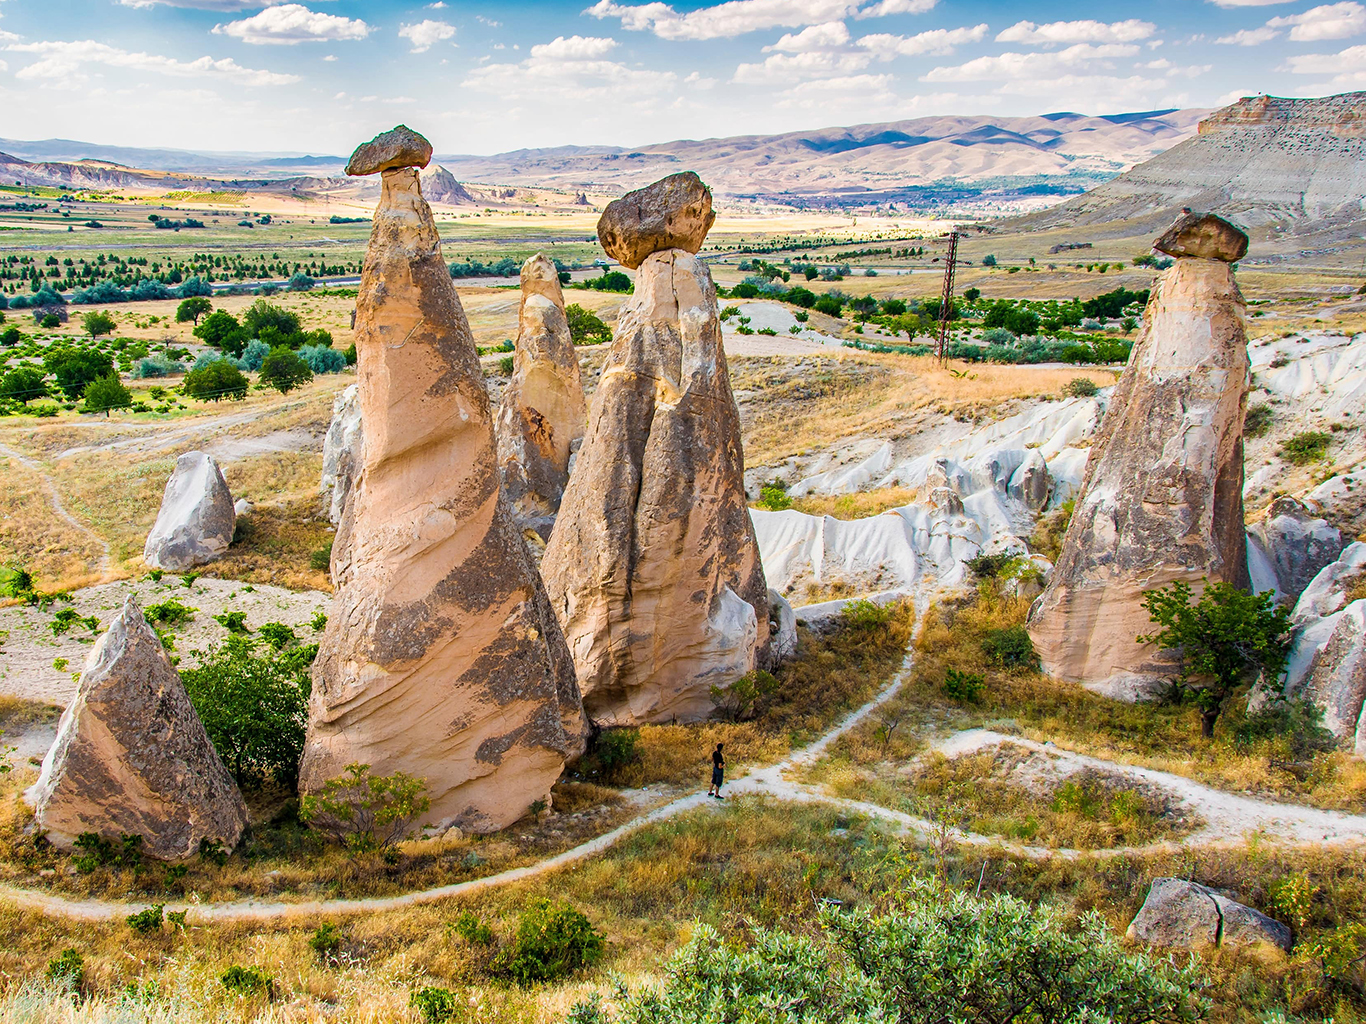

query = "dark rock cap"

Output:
[[597, 171, 715, 270], [1154, 211, 1249, 262], [346, 125, 433, 176]]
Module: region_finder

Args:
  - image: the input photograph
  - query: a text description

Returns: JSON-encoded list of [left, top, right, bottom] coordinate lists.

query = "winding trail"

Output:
[[0, 441, 111, 575], [3, 639, 1365, 925]]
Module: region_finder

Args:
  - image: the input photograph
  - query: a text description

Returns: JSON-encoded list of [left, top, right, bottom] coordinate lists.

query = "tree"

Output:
[[182, 359, 249, 402], [259, 345, 313, 394], [46, 349, 115, 400], [0, 365, 47, 405], [982, 254, 998, 267], [243, 299, 301, 338], [194, 310, 249, 355], [1138, 579, 1293, 737], [81, 311, 116, 339], [180, 635, 313, 788], [81, 374, 132, 417], [565, 303, 612, 346], [175, 296, 213, 325]]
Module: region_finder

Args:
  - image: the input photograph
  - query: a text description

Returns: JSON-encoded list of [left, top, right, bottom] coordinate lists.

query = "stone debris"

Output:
[[1028, 213, 1253, 700], [1128, 878, 1291, 952], [26, 597, 248, 860], [494, 254, 587, 536], [596, 172, 715, 270], [1246, 496, 1343, 603], [299, 144, 586, 835], [1154, 210, 1250, 262], [345, 125, 433, 176], [542, 244, 769, 725], [320, 382, 362, 528], [142, 451, 236, 571]]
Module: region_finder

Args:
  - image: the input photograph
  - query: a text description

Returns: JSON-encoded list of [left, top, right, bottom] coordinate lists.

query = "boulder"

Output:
[[1289, 599, 1366, 752], [26, 597, 247, 860], [345, 124, 432, 176], [541, 248, 769, 724], [769, 588, 798, 662], [1028, 217, 1252, 700], [1007, 448, 1051, 511], [1127, 878, 1291, 952], [320, 383, 362, 528], [1292, 541, 1366, 623], [299, 155, 587, 835], [1154, 211, 1250, 262], [1246, 496, 1343, 603], [494, 254, 587, 536], [597, 172, 715, 270], [143, 451, 236, 571]]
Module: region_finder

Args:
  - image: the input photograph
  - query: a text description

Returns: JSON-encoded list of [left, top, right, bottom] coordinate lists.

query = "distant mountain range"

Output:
[[0, 108, 1207, 209]]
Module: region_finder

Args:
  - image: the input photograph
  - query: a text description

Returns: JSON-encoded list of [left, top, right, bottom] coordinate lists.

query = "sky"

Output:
[[0, 0, 1362, 156]]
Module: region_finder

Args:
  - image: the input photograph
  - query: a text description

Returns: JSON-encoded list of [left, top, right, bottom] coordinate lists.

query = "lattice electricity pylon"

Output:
[[935, 230, 960, 364]]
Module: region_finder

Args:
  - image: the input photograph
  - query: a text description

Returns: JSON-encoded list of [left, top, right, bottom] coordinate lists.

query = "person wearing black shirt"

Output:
[[708, 742, 725, 799]]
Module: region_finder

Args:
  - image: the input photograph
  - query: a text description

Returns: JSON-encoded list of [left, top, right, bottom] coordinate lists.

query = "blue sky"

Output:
[[0, 0, 1361, 155]]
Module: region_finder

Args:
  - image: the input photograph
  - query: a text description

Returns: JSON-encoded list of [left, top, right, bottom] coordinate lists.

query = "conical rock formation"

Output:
[[1028, 213, 1252, 700], [26, 597, 247, 859], [494, 254, 587, 536], [420, 164, 476, 205], [300, 129, 587, 834], [542, 248, 769, 724]]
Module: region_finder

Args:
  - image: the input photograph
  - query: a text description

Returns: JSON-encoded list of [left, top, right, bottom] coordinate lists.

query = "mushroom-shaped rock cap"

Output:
[[597, 171, 715, 270], [1154, 212, 1249, 262], [346, 125, 433, 176]]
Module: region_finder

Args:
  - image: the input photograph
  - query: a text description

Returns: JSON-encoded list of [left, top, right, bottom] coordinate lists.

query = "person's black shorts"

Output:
[[711, 766, 724, 787]]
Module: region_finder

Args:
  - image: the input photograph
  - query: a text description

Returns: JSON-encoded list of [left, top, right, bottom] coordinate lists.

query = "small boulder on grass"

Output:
[[1127, 878, 1291, 953]]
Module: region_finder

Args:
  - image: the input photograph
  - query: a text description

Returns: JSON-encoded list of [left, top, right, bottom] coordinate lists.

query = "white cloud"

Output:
[[768, 21, 850, 52], [475, 14, 501, 25], [6, 39, 299, 85], [734, 49, 870, 83], [922, 43, 1140, 82], [1280, 42, 1366, 84], [398, 19, 455, 52], [857, 24, 989, 58], [745, 19, 983, 81], [213, 5, 369, 45], [996, 19, 1155, 45], [428, 1, 447, 7], [530, 34, 617, 59], [1142, 58, 1173, 68], [1267, 1, 1366, 40], [322, 53, 337, 60], [117, 0, 293, 8], [1216, 26, 1281, 43], [584, 0, 930, 41], [465, 33, 674, 98]]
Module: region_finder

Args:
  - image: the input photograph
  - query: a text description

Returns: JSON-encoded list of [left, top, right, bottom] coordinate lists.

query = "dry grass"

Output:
[[203, 497, 333, 592], [789, 487, 918, 520], [0, 457, 107, 593]]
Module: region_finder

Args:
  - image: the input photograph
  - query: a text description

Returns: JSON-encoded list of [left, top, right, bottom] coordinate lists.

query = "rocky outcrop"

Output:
[[419, 164, 475, 205], [1028, 214, 1252, 700], [494, 254, 587, 536], [143, 451, 236, 570], [1154, 211, 1250, 262], [1246, 496, 1343, 603], [345, 125, 432, 175], [596, 172, 715, 270], [1127, 878, 1291, 952], [542, 246, 768, 724], [321, 383, 362, 528], [300, 127, 587, 835], [26, 597, 247, 860]]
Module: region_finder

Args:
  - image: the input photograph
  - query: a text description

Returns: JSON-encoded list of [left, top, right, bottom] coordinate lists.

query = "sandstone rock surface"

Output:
[[494, 254, 587, 535], [345, 125, 432, 176], [1029, 222, 1251, 700], [299, 160, 586, 834], [320, 383, 362, 528], [1246, 496, 1342, 603], [597, 172, 715, 270], [1127, 878, 1291, 952], [542, 248, 768, 724], [143, 451, 236, 570], [26, 597, 247, 860], [1154, 211, 1249, 262]]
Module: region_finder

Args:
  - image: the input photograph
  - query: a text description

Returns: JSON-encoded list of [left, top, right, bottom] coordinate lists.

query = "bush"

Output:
[[981, 625, 1039, 670], [144, 599, 196, 626], [813, 294, 844, 317], [498, 355, 515, 376], [943, 667, 985, 702], [592, 727, 642, 780], [982, 327, 1017, 346], [493, 899, 604, 986], [966, 552, 1014, 579], [755, 483, 791, 511], [565, 303, 612, 346], [1065, 377, 1099, 398], [181, 635, 314, 788], [71, 281, 128, 305], [1279, 431, 1331, 466], [410, 987, 459, 1023], [81, 311, 116, 338], [582, 270, 632, 293], [133, 355, 185, 379], [221, 965, 273, 997], [298, 343, 348, 374], [309, 923, 343, 961], [81, 374, 132, 416], [260, 346, 313, 394], [710, 669, 779, 721], [299, 763, 430, 850], [45, 948, 84, 991], [453, 910, 494, 945], [1244, 404, 1273, 438], [288, 272, 315, 291], [126, 904, 164, 936], [240, 338, 270, 371], [183, 359, 249, 402], [243, 299, 300, 338], [310, 541, 333, 571]]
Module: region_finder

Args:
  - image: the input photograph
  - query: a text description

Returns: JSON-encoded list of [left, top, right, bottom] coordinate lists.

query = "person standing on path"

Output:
[[708, 742, 725, 799]]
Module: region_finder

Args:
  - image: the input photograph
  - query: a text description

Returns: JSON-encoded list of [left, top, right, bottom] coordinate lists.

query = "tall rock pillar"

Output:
[[541, 173, 769, 725], [299, 127, 587, 834], [494, 253, 587, 536], [1028, 212, 1252, 699]]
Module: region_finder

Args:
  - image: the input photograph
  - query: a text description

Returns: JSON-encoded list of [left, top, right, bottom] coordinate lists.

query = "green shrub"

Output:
[[181, 635, 313, 788], [72, 831, 143, 873], [453, 910, 494, 945], [1064, 377, 1099, 398], [257, 621, 297, 650], [981, 625, 1039, 671], [943, 667, 985, 702], [710, 669, 780, 721], [592, 728, 642, 781], [309, 923, 343, 961], [310, 542, 333, 572], [410, 986, 459, 1023], [50, 608, 99, 636], [966, 552, 1013, 579], [840, 598, 896, 632], [299, 762, 430, 850], [221, 965, 273, 997], [126, 904, 164, 936], [143, 599, 196, 626], [1279, 431, 1331, 466], [565, 304, 612, 346], [45, 948, 84, 991], [213, 610, 250, 634], [1242, 404, 1273, 438], [1232, 696, 1336, 760], [498, 355, 515, 376], [755, 483, 792, 511], [493, 899, 604, 986]]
